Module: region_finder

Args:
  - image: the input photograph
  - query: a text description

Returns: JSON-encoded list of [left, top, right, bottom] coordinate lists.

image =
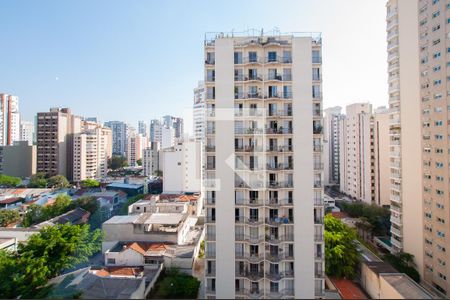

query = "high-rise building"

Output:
[[104, 121, 128, 157], [193, 81, 206, 141], [72, 121, 112, 181], [162, 138, 201, 193], [162, 115, 184, 138], [0, 93, 20, 146], [150, 119, 162, 143], [127, 129, 143, 166], [36, 108, 82, 179], [20, 120, 34, 145], [323, 106, 342, 186], [386, 0, 424, 283], [339, 103, 374, 204], [142, 142, 160, 177], [138, 120, 149, 137], [203, 31, 325, 298], [0, 141, 36, 177], [373, 107, 391, 207]]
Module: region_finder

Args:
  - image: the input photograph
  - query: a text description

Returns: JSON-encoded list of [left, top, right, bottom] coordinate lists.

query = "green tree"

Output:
[[0, 224, 103, 298], [324, 214, 360, 279], [153, 170, 163, 177], [80, 178, 100, 188], [136, 158, 142, 166], [0, 209, 20, 227], [118, 194, 145, 215], [338, 201, 390, 236], [150, 268, 200, 299], [48, 175, 70, 189], [0, 174, 22, 187], [22, 204, 44, 227], [108, 155, 127, 170], [28, 173, 48, 188], [71, 196, 99, 214], [384, 252, 420, 282], [23, 194, 72, 227]]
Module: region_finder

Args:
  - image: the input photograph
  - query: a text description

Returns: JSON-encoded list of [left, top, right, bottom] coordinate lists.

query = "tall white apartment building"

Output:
[[150, 119, 162, 143], [339, 103, 374, 204], [161, 126, 175, 149], [142, 142, 160, 177], [323, 106, 342, 186], [203, 31, 325, 299], [73, 121, 112, 181], [386, 0, 424, 281], [162, 138, 201, 193], [194, 81, 206, 142], [127, 129, 143, 166], [138, 120, 148, 137], [373, 107, 391, 207], [20, 120, 34, 145], [0, 93, 20, 146]]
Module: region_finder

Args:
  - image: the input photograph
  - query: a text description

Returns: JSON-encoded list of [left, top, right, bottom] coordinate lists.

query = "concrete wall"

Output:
[[1, 141, 36, 177]]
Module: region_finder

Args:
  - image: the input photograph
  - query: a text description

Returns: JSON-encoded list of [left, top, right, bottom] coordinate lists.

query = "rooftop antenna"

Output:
[[261, 28, 264, 36]]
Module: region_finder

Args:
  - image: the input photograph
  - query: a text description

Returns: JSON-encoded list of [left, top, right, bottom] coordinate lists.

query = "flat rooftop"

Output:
[[381, 274, 432, 299], [107, 183, 143, 189], [144, 213, 185, 225], [103, 214, 141, 225]]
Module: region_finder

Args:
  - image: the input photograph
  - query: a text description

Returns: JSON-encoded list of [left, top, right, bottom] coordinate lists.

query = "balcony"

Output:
[[314, 181, 322, 188], [390, 214, 402, 226], [235, 269, 265, 280], [265, 234, 294, 244], [314, 162, 324, 171], [266, 145, 293, 152], [265, 74, 292, 82], [235, 252, 264, 263], [266, 252, 294, 262], [264, 92, 293, 100], [267, 181, 293, 188], [205, 59, 215, 65], [266, 217, 294, 226], [235, 145, 264, 153], [205, 268, 216, 276], [265, 198, 293, 207], [315, 270, 325, 278], [242, 57, 264, 64], [391, 226, 403, 237], [205, 216, 216, 223], [266, 289, 295, 298], [235, 234, 265, 243], [266, 163, 293, 171], [235, 128, 265, 135], [267, 110, 292, 117], [314, 217, 324, 224], [265, 127, 293, 135], [313, 144, 323, 152], [235, 216, 264, 225], [266, 270, 295, 280], [235, 198, 265, 206], [205, 146, 216, 152], [235, 288, 263, 299], [314, 234, 324, 242], [205, 252, 216, 259], [313, 125, 323, 135]]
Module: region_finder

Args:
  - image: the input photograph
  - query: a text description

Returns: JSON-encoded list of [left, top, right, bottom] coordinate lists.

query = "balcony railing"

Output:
[[235, 216, 264, 225], [267, 110, 292, 117], [314, 217, 324, 224], [314, 163, 324, 170], [266, 163, 293, 170], [265, 198, 293, 206], [266, 252, 294, 262], [315, 270, 325, 278], [266, 270, 295, 280], [205, 216, 216, 223], [234, 92, 293, 100], [235, 270, 265, 280], [313, 126, 323, 134], [235, 234, 265, 243], [235, 252, 265, 262], [235, 198, 265, 206], [265, 234, 294, 243], [314, 234, 324, 242], [205, 146, 216, 152], [266, 217, 294, 226]]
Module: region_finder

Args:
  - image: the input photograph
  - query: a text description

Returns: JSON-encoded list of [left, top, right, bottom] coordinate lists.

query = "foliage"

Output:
[[80, 178, 100, 188], [324, 214, 360, 279], [148, 268, 200, 299], [198, 240, 205, 258], [0, 223, 103, 299], [71, 196, 99, 214], [108, 155, 128, 170], [153, 170, 163, 177], [23, 194, 72, 227], [0, 174, 22, 187], [48, 175, 70, 189], [0, 209, 20, 227], [29, 173, 48, 188], [338, 201, 390, 236], [136, 158, 142, 166], [118, 194, 145, 215], [384, 252, 420, 283]]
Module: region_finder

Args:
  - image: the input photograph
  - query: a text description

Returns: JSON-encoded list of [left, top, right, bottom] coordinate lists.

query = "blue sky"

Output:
[[0, 0, 387, 131]]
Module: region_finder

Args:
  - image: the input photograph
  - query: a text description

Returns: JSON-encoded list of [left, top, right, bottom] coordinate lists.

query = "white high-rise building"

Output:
[[193, 81, 206, 142], [0, 93, 20, 146], [138, 120, 148, 137], [20, 120, 34, 145], [203, 31, 325, 299], [162, 138, 201, 193], [127, 129, 144, 166], [161, 126, 175, 150], [386, 0, 424, 280], [150, 119, 162, 143], [73, 121, 112, 181], [142, 142, 160, 177], [323, 107, 342, 186]]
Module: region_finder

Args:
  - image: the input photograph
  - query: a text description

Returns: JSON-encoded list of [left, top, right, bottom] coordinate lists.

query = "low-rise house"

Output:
[[0, 227, 40, 243], [47, 266, 162, 299], [0, 197, 23, 209], [36, 207, 90, 227], [129, 193, 202, 216], [74, 190, 127, 208]]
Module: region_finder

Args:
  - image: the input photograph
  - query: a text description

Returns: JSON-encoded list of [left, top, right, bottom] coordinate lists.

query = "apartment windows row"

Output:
[[205, 49, 321, 65]]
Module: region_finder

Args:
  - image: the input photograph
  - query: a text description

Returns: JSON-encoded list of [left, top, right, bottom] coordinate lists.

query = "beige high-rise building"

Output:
[[36, 108, 82, 179], [339, 103, 374, 204], [373, 107, 391, 207], [72, 121, 112, 181], [127, 129, 143, 166], [323, 107, 342, 186], [386, 0, 425, 286], [0, 93, 20, 146], [203, 31, 325, 299]]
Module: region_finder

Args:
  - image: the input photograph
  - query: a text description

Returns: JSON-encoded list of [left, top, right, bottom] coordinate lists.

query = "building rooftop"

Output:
[[0, 197, 23, 205], [107, 183, 143, 190], [76, 272, 144, 299], [381, 274, 432, 299], [110, 242, 170, 256], [104, 214, 141, 225], [364, 261, 397, 274], [144, 213, 185, 225], [331, 279, 367, 300]]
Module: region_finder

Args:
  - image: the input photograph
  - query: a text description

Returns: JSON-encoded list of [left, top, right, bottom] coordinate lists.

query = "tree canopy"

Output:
[[0, 209, 20, 227], [48, 175, 70, 189], [28, 173, 48, 188], [338, 201, 390, 236], [324, 214, 360, 279], [0, 223, 103, 299], [108, 155, 128, 170], [80, 178, 100, 188], [0, 174, 21, 187], [384, 252, 420, 283], [23, 194, 72, 227]]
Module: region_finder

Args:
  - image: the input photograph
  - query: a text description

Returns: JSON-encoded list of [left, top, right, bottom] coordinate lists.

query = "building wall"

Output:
[[0, 94, 20, 146], [373, 108, 391, 207], [0, 141, 36, 177], [323, 107, 342, 186]]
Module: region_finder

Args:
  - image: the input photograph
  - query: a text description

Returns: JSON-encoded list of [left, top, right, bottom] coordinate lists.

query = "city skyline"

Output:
[[1, 0, 387, 129]]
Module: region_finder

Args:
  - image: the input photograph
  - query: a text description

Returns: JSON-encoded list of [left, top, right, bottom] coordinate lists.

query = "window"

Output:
[[145, 257, 158, 264], [312, 50, 321, 63], [438, 244, 446, 252], [437, 231, 445, 238], [434, 79, 442, 86], [434, 65, 441, 72], [249, 51, 257, 63], [312, 85, 320, 99], [234, 52, 243, 64], [268, 51, 277, 62], [432, 10, 441, 18], [107, 258, 116, 264], [283, 50, 292, 63], [434, 52, 441, 59]]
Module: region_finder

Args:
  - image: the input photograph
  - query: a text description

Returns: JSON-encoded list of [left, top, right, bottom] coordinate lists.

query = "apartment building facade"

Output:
[[0, 93, 20, 146], [339, 103, 374, 204], [373, 107, 391, 207], [386, 0, 424, 284], [104, 121, 128, 156], [143, 142, 160, 177], [127, 130, 144, 166], [203, 31, 325, 299], [73, 121, 112, 181], [323, 106, 342, 186], [194, 81, 206, 142], [20, 120, 34, 145], [36, 108, 82, 179]]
